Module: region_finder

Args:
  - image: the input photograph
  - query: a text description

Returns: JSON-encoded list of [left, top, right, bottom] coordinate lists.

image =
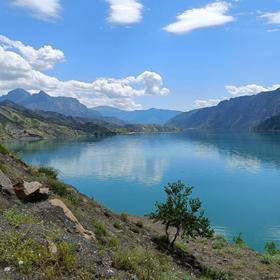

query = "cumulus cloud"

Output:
[[10, 0, 61, 20], [0, 35, 64, 71], [106, 0, 143, 24], [225, 84, 280, 96], [0, 35, 169, 110], [261, 11, 280, 25], [194, 98, 222, 108], [164, 1, 234, 34]]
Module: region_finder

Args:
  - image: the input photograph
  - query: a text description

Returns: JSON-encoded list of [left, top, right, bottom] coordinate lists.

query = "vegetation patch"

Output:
[[38, 166, 59, 179], [113, 246, 178, 280], [0, 229, 78, 278], [4, 207, 41, 227], [0, 144, 9, 155]]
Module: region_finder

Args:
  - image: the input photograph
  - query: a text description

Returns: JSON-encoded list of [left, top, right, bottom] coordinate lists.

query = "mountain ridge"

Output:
[[93, 105, 182, 125], [168, 88, 280, 131]]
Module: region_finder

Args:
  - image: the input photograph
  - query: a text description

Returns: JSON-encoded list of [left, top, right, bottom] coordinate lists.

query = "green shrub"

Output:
[[261, 253, 280, 265], [113, 246, 177, 280], [212, 235, 227, 249], [0, 144, 9, 155], [265, 242, 280, 255], [113, 220, 122, 229], [38, 166, 59, 179], [233, 233, 247, 248], [136, 220, 144, 228], [4, 207, 40, 227], [202, 267, 232, 280], [48, 179, 81, 204], [107, 235, 120, 249], [120, 213, 128, 223], [92, 219, 107, 237]]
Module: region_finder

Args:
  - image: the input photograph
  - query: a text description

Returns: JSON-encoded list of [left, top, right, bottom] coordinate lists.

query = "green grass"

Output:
[[212, 235, 227, 250], [38, 166, 59, 179], [113, 246, 179, 280], [92, 218, 108, 237], [120, 213, 128, 223], [3, 207, 41, 227], [48, 179, 81, 205], [0, 144, 9, 155], [113, 220, 122, 230], [0, 229, 78, 278]]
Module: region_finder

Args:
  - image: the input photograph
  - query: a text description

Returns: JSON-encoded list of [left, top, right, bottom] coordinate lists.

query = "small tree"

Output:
[[148, 180, 213, 248]]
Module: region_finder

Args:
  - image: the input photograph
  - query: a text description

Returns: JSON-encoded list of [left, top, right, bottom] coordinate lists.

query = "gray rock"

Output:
[[0, 169, 14, 195], [14, 181, 49, 200]]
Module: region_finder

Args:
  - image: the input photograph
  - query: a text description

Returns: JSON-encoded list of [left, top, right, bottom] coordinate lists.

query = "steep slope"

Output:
[[0, 101, 115, 140], [168, 88, 280, 131], [0, 89, 101, 119], [254, 114, 280, 131], [93, 106, 182, 125], [0, 146, 280, 279]]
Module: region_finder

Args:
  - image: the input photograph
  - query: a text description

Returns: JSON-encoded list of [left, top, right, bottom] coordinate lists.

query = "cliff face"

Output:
[[0, 146, 280, 280]]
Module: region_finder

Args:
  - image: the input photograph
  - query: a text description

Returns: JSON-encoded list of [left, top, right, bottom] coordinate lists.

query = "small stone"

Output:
[[4, 267, 12, 272], [48, 240, 58, 255]]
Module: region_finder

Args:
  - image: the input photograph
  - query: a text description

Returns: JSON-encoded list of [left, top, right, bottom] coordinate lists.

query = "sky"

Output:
[[0, 0, 280, 111]]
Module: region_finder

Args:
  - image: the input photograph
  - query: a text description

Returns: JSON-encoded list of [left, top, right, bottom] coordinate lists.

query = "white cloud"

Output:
[[0, 35, 64, 71], [261, 11, 280, 25], [106, 0, 143, 24], [194, 98, 222, 108], [164, 1, 234, 34], [0, 35, 169, 110], [225, 84, 280, 96], [10, 0, 61, 21]]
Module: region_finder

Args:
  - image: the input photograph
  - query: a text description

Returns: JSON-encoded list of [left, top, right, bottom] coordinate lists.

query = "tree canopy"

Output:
[[148, 180, 213, 247]]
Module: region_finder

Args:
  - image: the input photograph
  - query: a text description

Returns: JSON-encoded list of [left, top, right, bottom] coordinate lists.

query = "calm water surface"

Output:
[[8, 132, 280, 252]]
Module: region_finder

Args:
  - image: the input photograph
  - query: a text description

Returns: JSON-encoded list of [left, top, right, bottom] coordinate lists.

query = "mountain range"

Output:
[[0, 89, 181, 125], [94, 106, 181, 125], [0, 101, 115, 140], [0, 89, 102, 119], [168, 88, 280, 131]]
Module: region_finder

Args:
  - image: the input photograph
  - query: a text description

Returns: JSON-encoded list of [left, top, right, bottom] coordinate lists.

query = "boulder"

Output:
[[13, 181, 49, 200], [49, 198, 96, 241], [0, 169, 14, 195]]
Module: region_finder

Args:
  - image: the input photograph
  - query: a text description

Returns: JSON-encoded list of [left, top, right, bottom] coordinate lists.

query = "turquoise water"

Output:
[[9, 132, 280, 252]]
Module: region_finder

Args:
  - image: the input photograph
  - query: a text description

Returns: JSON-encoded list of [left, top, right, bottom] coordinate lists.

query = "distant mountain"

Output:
[[0, 101, 115, 140], [168, 88, 280, 131], [93, 106, 182, 125], [254, 114, 280, 132], [0, 89, 101, 119]]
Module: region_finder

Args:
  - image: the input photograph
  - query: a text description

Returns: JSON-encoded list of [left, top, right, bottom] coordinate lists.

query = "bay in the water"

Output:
[[8, 132, 280, 252]]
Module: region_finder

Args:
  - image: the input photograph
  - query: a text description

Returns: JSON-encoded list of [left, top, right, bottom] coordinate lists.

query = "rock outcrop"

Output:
[[49, 198, 96, 241]]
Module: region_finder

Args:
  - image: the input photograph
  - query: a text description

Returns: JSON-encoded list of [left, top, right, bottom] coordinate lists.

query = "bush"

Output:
[[38, 166, 59, 179], [120, 213, 128, 223], [113, 220, 122, 229], [233, 233, 247, 248], [48, 179, 81, 204], [265, 242, 280, 255], [136, 220, 144, 228], [92, 218, 107, 237], [0, 144, 9, 155], [212, 235, 227, 249]]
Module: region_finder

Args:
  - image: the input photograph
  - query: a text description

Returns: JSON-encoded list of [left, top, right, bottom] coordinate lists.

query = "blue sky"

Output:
[[0, 0, 280, 111]]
